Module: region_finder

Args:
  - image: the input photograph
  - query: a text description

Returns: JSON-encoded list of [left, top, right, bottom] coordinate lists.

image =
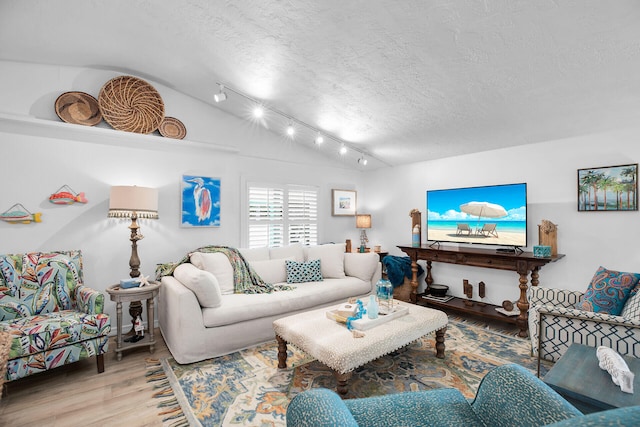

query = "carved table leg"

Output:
[[335, 371, 353, 398], [276, 335, 288, 369], [410, 257, 419, 303], [516, 270, 530, 338], [435, 327, 446, 359]]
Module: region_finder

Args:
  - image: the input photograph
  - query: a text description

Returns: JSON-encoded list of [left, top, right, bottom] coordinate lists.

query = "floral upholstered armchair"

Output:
[[0, 250, 111, 381]]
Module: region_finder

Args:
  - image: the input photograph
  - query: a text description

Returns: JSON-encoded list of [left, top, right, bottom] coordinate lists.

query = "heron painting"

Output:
[[181, 174, 221, 227]]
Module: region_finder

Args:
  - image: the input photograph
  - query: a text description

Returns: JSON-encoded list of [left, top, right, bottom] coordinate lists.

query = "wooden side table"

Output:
[[106, 282, 160, 361]]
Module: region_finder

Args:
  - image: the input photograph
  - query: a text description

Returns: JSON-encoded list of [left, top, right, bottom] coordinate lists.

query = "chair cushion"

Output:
[[0, 310, 111, 358], [345, 388, 484, 427], [173, 263, 222, 308], [576, 266, 640, 315], [286, 259, 323, 283]]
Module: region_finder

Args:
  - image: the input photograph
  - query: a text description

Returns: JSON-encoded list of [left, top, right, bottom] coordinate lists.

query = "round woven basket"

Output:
[[55, 91, 102, 126], [158, 117, 187, 139], [98, 76, 165, 134]]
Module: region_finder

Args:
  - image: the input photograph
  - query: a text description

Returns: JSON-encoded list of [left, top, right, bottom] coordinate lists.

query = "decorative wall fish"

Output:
[[0, 204, 42, 224], [49, 185, 88, 205]]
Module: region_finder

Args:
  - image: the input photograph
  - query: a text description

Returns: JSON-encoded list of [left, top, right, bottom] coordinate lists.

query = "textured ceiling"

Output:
[[2, 1, 640, 168]]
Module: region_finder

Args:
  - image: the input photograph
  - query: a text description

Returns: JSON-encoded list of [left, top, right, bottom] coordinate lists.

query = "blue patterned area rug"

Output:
[[146, 319, 548, 427]]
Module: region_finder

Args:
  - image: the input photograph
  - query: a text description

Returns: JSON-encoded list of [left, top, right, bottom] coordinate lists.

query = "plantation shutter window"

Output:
[[247, 183, 318, 248]]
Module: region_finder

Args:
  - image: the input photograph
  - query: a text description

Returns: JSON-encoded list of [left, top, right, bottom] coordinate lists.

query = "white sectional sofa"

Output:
[[158, 243, 381, 364]]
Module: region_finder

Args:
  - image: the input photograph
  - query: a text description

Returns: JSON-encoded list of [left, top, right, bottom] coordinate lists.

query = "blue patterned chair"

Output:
[[528, 287, 640, 362], [286, 364, 640, 427], [0, 250, 111, 381]]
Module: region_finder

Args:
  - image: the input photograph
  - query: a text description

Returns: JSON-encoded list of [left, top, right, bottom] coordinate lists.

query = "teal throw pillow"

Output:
[[286, 259, 323, 284], [576, 266, 640, 315]]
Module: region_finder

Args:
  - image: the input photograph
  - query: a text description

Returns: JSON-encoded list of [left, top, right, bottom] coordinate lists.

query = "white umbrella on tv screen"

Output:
[[460, 201, 507, 233]]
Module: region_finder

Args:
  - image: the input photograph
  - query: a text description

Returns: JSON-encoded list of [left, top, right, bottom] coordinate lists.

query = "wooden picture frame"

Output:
[[181, 174, 221, 227], [332, 189, 357, 216], [577, 163, 638, 211]]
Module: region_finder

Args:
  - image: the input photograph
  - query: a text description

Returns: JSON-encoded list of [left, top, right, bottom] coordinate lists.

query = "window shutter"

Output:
[[247, 183, 318, 248]]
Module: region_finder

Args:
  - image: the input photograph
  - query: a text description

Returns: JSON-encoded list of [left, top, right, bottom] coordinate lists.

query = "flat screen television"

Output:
[[426, 183, 527, 249]]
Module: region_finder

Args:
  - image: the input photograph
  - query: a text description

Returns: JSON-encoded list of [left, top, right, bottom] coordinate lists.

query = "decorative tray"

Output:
[[326, 302, 409, 331]]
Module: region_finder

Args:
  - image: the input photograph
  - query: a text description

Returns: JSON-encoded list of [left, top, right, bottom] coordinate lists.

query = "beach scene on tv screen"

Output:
[[427, 183, 527, 247]]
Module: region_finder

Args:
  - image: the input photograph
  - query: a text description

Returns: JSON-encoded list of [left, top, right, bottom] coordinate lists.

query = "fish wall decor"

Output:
[[0, 203, 42, 224], [49, 185, 88, 205]]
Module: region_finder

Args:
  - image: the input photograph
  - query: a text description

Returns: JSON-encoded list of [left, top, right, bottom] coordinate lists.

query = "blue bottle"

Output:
[[368, 295, 379, 319]]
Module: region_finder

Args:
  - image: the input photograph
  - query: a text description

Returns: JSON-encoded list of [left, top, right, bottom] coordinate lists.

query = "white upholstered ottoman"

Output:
[[273, 300, 448, 396]]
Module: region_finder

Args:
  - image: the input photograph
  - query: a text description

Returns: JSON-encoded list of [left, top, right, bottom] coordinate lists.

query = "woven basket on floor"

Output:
[[98, 76, 165, 134], [0, 331, 11, 397]]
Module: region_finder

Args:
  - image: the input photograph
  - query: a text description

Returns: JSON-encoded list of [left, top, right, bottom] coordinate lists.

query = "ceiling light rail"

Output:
[[215, 82, 389, 167]]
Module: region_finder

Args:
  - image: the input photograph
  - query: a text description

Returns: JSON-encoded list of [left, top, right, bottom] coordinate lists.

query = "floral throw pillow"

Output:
[[286, 259, 323, 284], [576, 266, 640, 315]]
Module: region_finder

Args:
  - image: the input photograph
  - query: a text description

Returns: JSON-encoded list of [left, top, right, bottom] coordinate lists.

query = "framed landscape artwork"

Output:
[[332, 189, 357, 216], [181, 174, 221, 227], [577, 163, 638, 211]]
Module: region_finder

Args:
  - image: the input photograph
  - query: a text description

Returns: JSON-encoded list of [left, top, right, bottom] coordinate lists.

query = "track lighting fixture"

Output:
[[214, 84, 227, 103], [213, 82, 388, 167]]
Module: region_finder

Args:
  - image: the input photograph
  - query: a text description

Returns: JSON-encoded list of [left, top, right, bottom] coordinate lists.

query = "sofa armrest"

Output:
[[286, 388, 359, 427], [529, 287, 584, 309], [75, 285, 105, 314], [471, 364, 581, 427]]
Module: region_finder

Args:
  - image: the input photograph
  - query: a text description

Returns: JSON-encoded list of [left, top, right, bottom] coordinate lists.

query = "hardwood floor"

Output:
[[0, 329, 172, 427]]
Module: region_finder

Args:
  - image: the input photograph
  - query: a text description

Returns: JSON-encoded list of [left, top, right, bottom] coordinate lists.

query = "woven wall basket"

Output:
[[98, 76, 165, 134]]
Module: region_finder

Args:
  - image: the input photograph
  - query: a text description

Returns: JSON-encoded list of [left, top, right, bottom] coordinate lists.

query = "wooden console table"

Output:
[[397, 245, 564, 337]]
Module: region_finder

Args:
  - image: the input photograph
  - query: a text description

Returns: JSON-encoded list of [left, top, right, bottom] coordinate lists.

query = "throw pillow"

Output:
[[344, 252, 379, 282], [306, 243, 346, 279], [250, 257, 292, 284], [576, 266, 640, 315], [238, 247, 270, 262], [189, 252, 235, 295], [173, 263, 222, 308], [622, 286, 640, 319], [270, 243, 305, 262], [285, 259, 323, 283]]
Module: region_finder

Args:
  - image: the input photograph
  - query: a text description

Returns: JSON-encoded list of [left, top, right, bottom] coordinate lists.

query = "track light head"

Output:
[[339, 144, 347, 155], [358, 156, 368, 166], [214, 84, 227, 103], [315, 133, 324, 145], [286, 123, 295, 137], [253, 105, 264, 118]]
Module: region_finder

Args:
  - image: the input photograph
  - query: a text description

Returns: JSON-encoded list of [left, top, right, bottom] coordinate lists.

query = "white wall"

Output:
[[0, 61, 365, 329], [362, 129, 640, 305], [2, 59, 640, 326]]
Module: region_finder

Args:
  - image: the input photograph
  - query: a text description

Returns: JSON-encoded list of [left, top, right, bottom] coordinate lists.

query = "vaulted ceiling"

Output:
[[2, 1, 640, 168]]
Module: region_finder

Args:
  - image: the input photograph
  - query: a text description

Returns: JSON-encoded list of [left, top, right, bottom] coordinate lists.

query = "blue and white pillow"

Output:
[[576, 266, 640, 315], [285, 259, 323, 284]]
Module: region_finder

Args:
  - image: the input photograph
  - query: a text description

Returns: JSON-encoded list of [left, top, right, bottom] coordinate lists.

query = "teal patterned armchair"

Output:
[[0, 250, 111, 381], [287, 364, 640, 427]]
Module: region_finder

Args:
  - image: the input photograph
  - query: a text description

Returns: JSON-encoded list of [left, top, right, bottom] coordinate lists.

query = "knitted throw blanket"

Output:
[[155, 245, 294, 294]]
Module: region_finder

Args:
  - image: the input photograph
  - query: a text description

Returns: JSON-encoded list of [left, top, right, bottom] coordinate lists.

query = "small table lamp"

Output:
[[108, 185, 158, 337], [356, 214, 371, 253]]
